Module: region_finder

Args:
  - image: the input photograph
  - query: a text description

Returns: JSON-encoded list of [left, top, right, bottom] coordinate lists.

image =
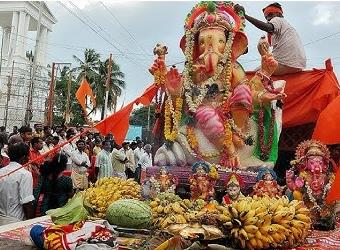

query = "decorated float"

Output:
[[1, 1, 340, 249]]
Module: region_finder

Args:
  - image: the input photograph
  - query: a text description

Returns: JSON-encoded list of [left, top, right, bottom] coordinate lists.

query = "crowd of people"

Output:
[[0, 124, 153, 225]]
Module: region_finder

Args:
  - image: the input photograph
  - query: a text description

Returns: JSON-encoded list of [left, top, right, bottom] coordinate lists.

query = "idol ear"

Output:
[[231, 31, 248, 59], [180, 35, 186, 53]]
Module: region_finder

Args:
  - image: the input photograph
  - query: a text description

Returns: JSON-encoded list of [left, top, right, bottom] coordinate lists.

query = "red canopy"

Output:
[[246, 59, 340, 128]]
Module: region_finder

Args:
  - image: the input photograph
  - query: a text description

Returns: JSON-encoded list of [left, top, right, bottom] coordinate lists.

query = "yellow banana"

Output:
[[243, 209, 256, 221], [291, 226, 302, 239], [260, 225, 274, 234], [272, 211, 287, 223], [249, 237, 258, 248], [223, 221, 233, 228], [280, 219, 292, 228], [255, 206, 267, 215], [290, 219, 305, 229], [239, 237, 246, 249], [244, 216, 259, 226], [295, 214, 312, 223], [244, 225, 258, 234], [262, 213, 272, 226], [219, 214, 231, 222], [255, 218, 264, 228], [239, 228, 249, 240], [272, 232, 285, 243], [256, 238, 264, 249], [229, 206, 239, 218], [296, 207, 310, 215]]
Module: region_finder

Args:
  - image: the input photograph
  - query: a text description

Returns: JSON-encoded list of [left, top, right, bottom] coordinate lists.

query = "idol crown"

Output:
[[185, 1, 245, 33]]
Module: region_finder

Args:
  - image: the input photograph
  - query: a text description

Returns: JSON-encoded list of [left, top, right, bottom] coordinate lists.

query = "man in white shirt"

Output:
[[234, 2, 306, 75], [62, 128, 77, 170], [111, 143, 127, 180], [0, 142, 34, 225], [134, 140, 144, 183], [121, 142, 136, 179], [70, 139, 90, 190], [138, 144, 153, 183]]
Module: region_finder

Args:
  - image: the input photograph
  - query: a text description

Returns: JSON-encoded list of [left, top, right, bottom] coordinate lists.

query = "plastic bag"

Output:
[[47, 191, 89, 225]]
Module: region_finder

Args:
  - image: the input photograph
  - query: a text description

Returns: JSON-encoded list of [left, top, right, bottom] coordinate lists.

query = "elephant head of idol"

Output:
[[180, 1, 248, 77]]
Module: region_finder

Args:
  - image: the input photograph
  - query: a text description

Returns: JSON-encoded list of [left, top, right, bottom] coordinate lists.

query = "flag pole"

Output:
[[103, 54, 112, 118]]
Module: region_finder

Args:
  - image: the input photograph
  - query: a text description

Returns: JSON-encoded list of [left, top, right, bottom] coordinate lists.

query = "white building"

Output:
[[0, 1, 56, 130]]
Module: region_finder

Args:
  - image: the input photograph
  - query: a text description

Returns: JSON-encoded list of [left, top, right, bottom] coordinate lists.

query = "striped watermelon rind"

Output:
[[106, 199, 153, 229]]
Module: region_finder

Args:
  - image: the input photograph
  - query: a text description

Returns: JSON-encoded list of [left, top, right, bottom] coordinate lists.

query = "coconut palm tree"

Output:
[[95, 58, 126, 119], [72, 48, 101, 83]]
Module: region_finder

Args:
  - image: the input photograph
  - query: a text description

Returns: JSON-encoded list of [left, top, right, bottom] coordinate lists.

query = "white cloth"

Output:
[[63, 142, 77, 167], [269, 17, 306, 69], [134, 147, 144, 169], [121, 148, 136, 172], [70, 150, 90, 189], [71, 150, 90, 170], [138, 152, 153, 170], [96, 150, 113, 179], [111, 148, 126, 176], [40, 143, 54, 154], [0, 162, 34, 222]]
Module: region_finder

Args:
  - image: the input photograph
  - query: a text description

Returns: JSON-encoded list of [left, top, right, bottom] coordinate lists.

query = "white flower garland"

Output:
[[183, 29, 234, 113]]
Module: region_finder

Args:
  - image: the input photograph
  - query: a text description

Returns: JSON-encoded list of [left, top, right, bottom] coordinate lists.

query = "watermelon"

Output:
[[106, 199, 152, 229]]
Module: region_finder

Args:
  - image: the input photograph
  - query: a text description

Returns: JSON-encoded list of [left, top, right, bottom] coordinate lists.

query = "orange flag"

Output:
[[95, 84, 158, 145], [76, 78, 96, 112], [312, 94, 340, 144]]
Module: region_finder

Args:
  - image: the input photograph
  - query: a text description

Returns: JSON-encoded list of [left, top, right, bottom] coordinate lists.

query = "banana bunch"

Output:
[[150, 193, 209, 229], [84, 177, 141, 218], [223, 196, 312, 250], [208, 166, 220, 179]]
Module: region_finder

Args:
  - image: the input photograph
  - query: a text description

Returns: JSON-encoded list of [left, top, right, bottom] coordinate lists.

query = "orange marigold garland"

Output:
[[164, 97, 183, 141]]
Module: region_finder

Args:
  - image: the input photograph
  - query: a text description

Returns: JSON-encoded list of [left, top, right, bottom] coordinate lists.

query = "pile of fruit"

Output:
[[149, 193, 209, 229], [222, 196, 312, 249], [84, 177, 141, 218]]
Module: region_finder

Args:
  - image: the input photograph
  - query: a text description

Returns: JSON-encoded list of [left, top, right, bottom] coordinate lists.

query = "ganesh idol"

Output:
[[150, 1, 286, 169], [286, 140, 336, 230]]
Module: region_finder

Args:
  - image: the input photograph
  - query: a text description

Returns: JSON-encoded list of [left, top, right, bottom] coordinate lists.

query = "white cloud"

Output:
[[312, 4, 340, 25]]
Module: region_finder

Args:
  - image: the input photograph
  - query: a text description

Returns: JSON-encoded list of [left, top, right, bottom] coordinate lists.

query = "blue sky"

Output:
[[46, 1, 340, 109]]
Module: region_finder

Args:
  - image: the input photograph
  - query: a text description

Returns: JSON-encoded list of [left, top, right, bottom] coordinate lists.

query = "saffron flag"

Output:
[[76, 78, 96, 112], [312, 94, 340, 145], [95, 84, 158, 145]]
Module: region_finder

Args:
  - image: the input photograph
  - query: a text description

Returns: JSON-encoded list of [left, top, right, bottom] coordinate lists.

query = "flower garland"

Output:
[[186, 126, 221, 158], [182, 29, 234, 113], [305, 181, 332, 211], [164, 97, 183, 141], [229, 118, 253, 145], [258, 106, 275, 161]]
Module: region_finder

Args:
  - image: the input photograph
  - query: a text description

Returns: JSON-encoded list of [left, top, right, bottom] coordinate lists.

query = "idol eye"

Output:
[[219, 39, 225, 44]]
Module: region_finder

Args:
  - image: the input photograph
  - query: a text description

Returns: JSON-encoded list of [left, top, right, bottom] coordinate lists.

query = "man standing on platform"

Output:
[[0, 142, 34, 225], [234, 2, 306, 75]]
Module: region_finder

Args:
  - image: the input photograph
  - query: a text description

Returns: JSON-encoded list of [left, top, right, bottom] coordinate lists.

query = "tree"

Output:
[[72, 48, 100, 83], [72, 49, 126, 120], [94, 58, 125, 119], [54, 67, 85, 126]]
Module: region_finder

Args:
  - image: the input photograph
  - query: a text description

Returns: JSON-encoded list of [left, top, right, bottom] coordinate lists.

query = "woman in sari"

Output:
[[33, 153, 74, 216]]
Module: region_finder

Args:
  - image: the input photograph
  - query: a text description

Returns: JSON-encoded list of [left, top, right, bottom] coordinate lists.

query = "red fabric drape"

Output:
[[246, 61, 340, 128], [75, 78, 96, 112], [94, 84, 158, 145], [312, 95, 340, 145]]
